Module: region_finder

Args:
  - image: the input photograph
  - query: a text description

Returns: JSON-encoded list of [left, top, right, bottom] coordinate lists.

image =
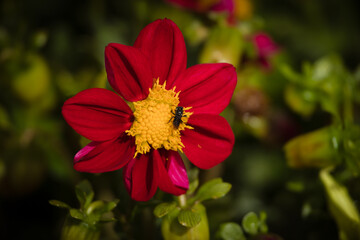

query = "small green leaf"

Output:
[[87, 199, 119, 221], [187, 179, 199, 196], [195, 178, 232, 202], [75, 180, 94, 210], [70, 209, 85, 220], [280, 64, 302, 83], [242, 212, 259, 235], [154, 202, 177, 218], [178, 209, 201, 228], [187, 168, 200, 195], [216, 222, 246, 240], [259, 211, 268, 233], [320, 169, 360, 240], [49, 200, 71, 209], [105, 200, 119, 212]]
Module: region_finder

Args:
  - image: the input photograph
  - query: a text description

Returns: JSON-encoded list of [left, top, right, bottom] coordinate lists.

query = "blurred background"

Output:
[[1, 0, 360, 239]]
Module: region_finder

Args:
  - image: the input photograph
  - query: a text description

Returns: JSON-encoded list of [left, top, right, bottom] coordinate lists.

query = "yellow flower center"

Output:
[[126, 79, 193, 157]]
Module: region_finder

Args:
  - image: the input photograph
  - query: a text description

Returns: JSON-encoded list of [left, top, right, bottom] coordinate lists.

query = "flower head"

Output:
[[62, 19, 236, 201]]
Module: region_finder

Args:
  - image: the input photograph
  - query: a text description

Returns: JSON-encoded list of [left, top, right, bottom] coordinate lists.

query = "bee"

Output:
[[170, 106, 184, 129]]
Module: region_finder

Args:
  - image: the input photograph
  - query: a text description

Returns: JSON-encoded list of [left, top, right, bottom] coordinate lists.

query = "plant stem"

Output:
[[178, 194, 187, 208]]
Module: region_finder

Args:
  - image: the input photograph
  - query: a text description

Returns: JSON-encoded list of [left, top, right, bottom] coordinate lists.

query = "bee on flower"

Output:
[[62, 19, 236, 201]]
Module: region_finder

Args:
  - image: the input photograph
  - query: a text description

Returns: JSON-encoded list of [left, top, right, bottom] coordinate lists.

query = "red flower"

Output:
[[62, 19, 236, 201]]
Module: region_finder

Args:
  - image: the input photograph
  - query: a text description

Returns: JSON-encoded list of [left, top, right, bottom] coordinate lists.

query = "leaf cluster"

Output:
[[154, 171, 231, 229], [49, 180, 119, 226], [215, 212, 282, 240]]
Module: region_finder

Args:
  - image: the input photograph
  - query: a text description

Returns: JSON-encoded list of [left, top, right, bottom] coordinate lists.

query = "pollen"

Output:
[[126, 78, 193, 157]]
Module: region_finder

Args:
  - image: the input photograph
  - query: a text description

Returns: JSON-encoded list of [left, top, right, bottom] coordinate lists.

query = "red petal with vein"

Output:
[[174, 63, 237, 115], [182, 114, 234, 169], [134, 19, 187, 86], [123, 157, 136, 194], [105, 43, 153, 102], [127, 153, 158, 201], [74, 136, 135, 173], [62, 88, 133, 142], [74, 141, 98, 163], [154, 150, 187, 195]]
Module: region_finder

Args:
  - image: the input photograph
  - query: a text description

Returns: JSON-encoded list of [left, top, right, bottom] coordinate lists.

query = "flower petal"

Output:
[[182, 114, 234, 169], [154, 150, 188, 195], [105, 43, 153, 101], [74, 141, 98, 163], [133, 19, 187, 86], [166, 151, 189, 189], [62, 88, 133, 142], [74, 135, 135, 173], [125, 153, 158, 201], [174, 63, 237, 115]]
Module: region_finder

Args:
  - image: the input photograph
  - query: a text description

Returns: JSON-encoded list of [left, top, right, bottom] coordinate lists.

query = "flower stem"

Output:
[[178, 194, 187, 208]]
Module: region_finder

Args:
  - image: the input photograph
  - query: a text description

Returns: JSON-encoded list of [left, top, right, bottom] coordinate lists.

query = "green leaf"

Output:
[[320, 169, 360, 240], [12, 54, 50, 102], [49, 200, 71, 209], [75, 180, 94, 210], [187, 168, 199, 195], [70, 209, 85, 220], [154, 202, 177, 218], [86, 199, 119, 221], [242, 212, 259, 235], [280, 64, 302, 84], [187, 179, 199, 196], [178, 209, 201, 228], [216, 222, 246, 240], [194, 178, 232, 202], [259, 211, 268, 233]]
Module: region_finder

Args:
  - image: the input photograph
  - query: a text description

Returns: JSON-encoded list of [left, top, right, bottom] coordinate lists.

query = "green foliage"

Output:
[[216, 222, 246, 240], [154, 202, 177, 218], [49, 200, 71, 209], [199, 26, 243, 66], [154, 176, 231, 237], [216, 212, 270, 240], [161, 203, 210, 240], [284, 126, 340, 168], [242, 212, 268, 236], [49, 180, 119, 226], [178, 209, 202, 228], [12, 54, 50, 103], [342, 124, 360, 176], [75, 179, 94, 210], [186, 168, 199, 195], [281, 55, 352, 120], [193, 178, 232, 203], [242, 212, 259, 235], [320, 169, 360, 240]]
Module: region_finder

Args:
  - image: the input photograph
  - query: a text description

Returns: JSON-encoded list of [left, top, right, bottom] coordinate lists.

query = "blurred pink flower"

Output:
[[252, 32, 279, 69], [166, 0, 234, 16]]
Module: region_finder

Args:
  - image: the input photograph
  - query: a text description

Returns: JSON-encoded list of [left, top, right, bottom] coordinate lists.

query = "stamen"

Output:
[[126, 78, 193, 157]]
